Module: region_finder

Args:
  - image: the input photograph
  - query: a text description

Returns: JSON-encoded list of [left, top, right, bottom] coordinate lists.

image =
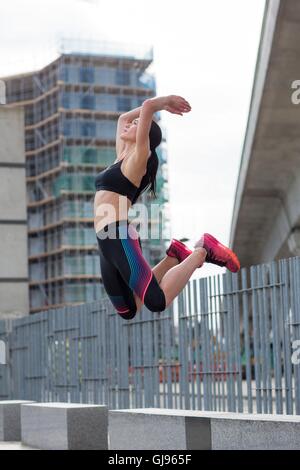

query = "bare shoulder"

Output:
[[121, 151, 151, 187]]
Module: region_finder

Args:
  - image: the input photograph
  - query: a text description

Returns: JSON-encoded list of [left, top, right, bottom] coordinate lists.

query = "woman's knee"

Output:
[[110, 291, 140, 321], [116, 291, 144, 320], [144, 291, 166, 312], [143, 277, 167, 313], [117, 305, 137, 320]]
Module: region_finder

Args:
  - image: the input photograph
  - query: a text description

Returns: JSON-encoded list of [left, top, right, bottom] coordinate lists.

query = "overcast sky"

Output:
[[0, 0, 266, 278]]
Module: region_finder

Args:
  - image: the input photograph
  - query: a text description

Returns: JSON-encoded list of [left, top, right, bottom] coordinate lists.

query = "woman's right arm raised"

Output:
[[116, 95, 191, 161], [134, 95, 191, 169]]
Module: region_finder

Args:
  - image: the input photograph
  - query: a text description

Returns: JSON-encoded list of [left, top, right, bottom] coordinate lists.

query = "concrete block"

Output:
[[109, 409, 211, 450], [109, 409, 300, 450], [211, 413, 300, 450], [21, 402, 108, 450], [0, 400, 35, 441]]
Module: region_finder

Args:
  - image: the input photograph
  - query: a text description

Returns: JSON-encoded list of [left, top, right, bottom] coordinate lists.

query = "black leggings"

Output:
[[96, 220, 166, 320]]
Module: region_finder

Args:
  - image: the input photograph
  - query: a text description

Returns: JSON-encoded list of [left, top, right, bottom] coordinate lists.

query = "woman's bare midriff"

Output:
[[93, 190, 133, 233], [93, 156, 148, 233]]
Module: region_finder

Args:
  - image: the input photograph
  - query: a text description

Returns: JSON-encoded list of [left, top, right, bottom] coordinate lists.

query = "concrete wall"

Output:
[[0, 106, 29, 318]]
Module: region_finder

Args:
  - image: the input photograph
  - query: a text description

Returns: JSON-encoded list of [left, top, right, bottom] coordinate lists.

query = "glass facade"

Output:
[[59, 90, 146, 112]]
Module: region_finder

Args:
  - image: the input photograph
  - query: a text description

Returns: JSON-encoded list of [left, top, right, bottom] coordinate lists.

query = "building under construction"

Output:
[[2, 42, 170, 314]]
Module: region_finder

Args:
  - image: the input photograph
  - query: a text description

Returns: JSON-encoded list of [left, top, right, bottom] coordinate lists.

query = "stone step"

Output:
[[109, 408, 300, 450], [21, 402, 108, 450], [0, 400, 36, 441]]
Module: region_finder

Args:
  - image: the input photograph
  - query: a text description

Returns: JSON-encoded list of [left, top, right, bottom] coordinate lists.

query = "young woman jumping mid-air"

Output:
[[94, 95, 240, 319]]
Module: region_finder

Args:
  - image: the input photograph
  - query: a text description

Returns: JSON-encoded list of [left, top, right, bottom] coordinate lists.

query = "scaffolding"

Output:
[[2, 45, 170, 313]]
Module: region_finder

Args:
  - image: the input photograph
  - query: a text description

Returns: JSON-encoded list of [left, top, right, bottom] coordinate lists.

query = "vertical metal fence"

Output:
[[0, 256, 300, 414]]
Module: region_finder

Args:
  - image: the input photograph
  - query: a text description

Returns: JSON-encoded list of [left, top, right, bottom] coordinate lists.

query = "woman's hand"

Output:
[[164, 95, 191, 115]]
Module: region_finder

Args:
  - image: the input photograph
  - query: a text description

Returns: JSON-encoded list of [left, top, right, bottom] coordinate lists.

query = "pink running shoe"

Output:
[[195, 233, 240, 273], [166, 239, 192, 263]]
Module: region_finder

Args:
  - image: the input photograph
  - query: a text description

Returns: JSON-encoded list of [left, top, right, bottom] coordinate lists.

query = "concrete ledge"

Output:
[[109, 409, 211, 450], [0, 401, 35, 441], [21, 402, 108, 450], [109, 409, 300, 450], [211, 412, 300, 450]]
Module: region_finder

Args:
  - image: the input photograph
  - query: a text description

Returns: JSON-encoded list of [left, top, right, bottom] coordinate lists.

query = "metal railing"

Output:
[[1, 256, 300, 414]]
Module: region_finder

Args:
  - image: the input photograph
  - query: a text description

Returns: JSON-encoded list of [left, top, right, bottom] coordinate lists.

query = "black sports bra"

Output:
[[95, 153, 156, 204]]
